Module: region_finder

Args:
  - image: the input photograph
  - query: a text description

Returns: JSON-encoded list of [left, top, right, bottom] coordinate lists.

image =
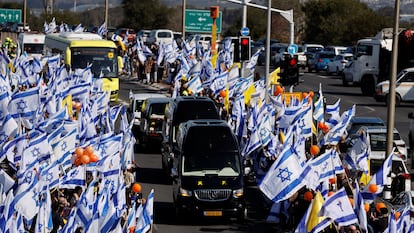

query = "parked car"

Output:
[[1, 21, 15, 32], [257, 43, 287, 66], [374, 67, 414, 106], [115, 28, 136, 42], [147, 29, 174, 46], [136, 29, 151, 44], [358, 126, 407, 162], [323, 45, 348, 55], [326, 53, 354, 75], [13, 23, 30, 32], [308, 52, 335, 72], [347, 116, 385, 135]]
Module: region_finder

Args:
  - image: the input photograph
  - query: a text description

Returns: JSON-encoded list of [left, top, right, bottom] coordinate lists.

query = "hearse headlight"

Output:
[[179, 187, 193, 197], [233, 188, 244, 198]]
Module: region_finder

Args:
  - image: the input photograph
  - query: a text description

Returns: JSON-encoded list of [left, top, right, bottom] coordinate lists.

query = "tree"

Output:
[[121, 0, 170, 30], [302, 0, 388, 45]]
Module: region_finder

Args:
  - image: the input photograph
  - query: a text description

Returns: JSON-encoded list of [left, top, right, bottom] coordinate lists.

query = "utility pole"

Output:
[[386, 0, 400, 157], [23, 0, 26, 29], [242, 0, 250, 28], [105, 0, 108, 27], [182, 0, 186, 41]]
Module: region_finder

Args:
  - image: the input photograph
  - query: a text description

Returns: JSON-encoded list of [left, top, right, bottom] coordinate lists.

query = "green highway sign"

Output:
[[185, 9, 222, 34], [0, 8, 22, 23]]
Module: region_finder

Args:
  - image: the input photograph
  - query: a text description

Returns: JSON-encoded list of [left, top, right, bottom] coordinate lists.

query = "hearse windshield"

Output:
[[181, 126, 241, 176]]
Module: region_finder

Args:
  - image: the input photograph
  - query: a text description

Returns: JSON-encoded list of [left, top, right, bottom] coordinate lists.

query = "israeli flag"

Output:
[[319, 187, 358, 227]]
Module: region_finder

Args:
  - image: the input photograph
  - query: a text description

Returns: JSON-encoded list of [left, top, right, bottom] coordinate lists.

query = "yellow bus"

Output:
[[44, 32, 120, 101]]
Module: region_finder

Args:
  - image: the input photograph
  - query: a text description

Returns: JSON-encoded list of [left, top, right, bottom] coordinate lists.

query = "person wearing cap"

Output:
[[368, 202, 389, 233]]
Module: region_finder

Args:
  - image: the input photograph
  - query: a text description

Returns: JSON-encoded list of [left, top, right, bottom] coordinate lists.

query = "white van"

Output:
[[18, 32, 45, 60], [147, 29, 174, 46]]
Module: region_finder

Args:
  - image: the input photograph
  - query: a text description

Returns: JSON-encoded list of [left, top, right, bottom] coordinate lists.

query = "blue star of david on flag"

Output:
[[17, 99, 28, 112], [25, 171, 33, 184], [31, 147, 41, 157], [61, 141, 67, 151], [260, 128, 267, 137], [277, 167, 293, 182], [46, 172, 53, 182]]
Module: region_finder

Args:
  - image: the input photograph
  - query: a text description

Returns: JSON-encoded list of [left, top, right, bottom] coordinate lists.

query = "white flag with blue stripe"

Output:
[[135, 189, 154, 233], [186, 75, 203, 95], [319, 187, 358, 227], [361, 153, 393, 200], [60, 165, 86, 189], [259, 144, 305, 203]]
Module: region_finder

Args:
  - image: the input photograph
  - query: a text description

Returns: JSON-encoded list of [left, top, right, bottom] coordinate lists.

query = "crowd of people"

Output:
[[0, 24, 412, 232]]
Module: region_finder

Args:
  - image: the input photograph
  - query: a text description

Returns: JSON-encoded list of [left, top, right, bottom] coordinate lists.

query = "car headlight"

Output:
[[149, 127, 155, 132], [179, 187, 193, 197], [233, 188, 244, 198]]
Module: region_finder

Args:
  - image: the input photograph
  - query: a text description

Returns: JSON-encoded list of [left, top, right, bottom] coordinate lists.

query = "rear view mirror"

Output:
[[409, 112, 414, 119]]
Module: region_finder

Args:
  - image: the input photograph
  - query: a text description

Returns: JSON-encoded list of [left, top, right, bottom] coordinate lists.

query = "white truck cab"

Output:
[[18, 32, 46, 60]]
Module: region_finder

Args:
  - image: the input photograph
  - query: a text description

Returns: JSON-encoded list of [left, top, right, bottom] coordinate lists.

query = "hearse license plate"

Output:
[[204, 211, 222, 217]]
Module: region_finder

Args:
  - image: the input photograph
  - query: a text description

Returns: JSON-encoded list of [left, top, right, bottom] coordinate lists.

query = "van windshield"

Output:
[[173, 101, 219, 126], [183, 151, 241, 176], [182, 126, 241, 176]]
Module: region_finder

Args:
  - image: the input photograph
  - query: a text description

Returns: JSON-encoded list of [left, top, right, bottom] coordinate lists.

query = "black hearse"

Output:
[[172, 119, 246, 221], [161, 96, 220, 177]]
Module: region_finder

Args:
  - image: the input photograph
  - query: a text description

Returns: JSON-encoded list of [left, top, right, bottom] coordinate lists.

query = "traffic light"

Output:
[[210, 6, 219, 19], [239, 36, 251, 61]]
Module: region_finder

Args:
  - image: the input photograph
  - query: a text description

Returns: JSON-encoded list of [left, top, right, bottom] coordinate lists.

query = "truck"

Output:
[[18, 32, 45, 60], [342, 28, 414, 96]]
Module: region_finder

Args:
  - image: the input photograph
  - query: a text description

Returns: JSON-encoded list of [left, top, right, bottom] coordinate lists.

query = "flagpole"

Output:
[[264, 0, 271, 101]]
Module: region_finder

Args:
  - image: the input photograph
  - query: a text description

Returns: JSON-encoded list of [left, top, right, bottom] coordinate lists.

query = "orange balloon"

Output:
[[309, 91, 314, 98], [75, 147, 84, 157], [322, 125, 330, 133], [74, 158, 82, 166], [84, 146, 94, 156], [364, 203, 370, 212], [302, 92, 308, 98], [219, 90, 226, 98], [274, 85, 284, 96], [318, 122, 325, 129], [310, 145, 320, 155], [368, 184, 378, 193], [395, 211, 401, 220], [80, 155, 90, 164], [89, 153, 99, 163], [132, 183, 142, 193], [328, 191, 335, 197], [303, 191, 313, 202]]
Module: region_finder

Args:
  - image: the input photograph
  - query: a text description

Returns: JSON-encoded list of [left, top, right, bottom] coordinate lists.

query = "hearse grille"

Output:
[[194, 189, 232, 201]]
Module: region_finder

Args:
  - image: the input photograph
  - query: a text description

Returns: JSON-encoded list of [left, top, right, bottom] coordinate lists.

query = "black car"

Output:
[[161, 96, 220, 178], [137, 97, 172, 150], [172, 119, 246, 221]]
